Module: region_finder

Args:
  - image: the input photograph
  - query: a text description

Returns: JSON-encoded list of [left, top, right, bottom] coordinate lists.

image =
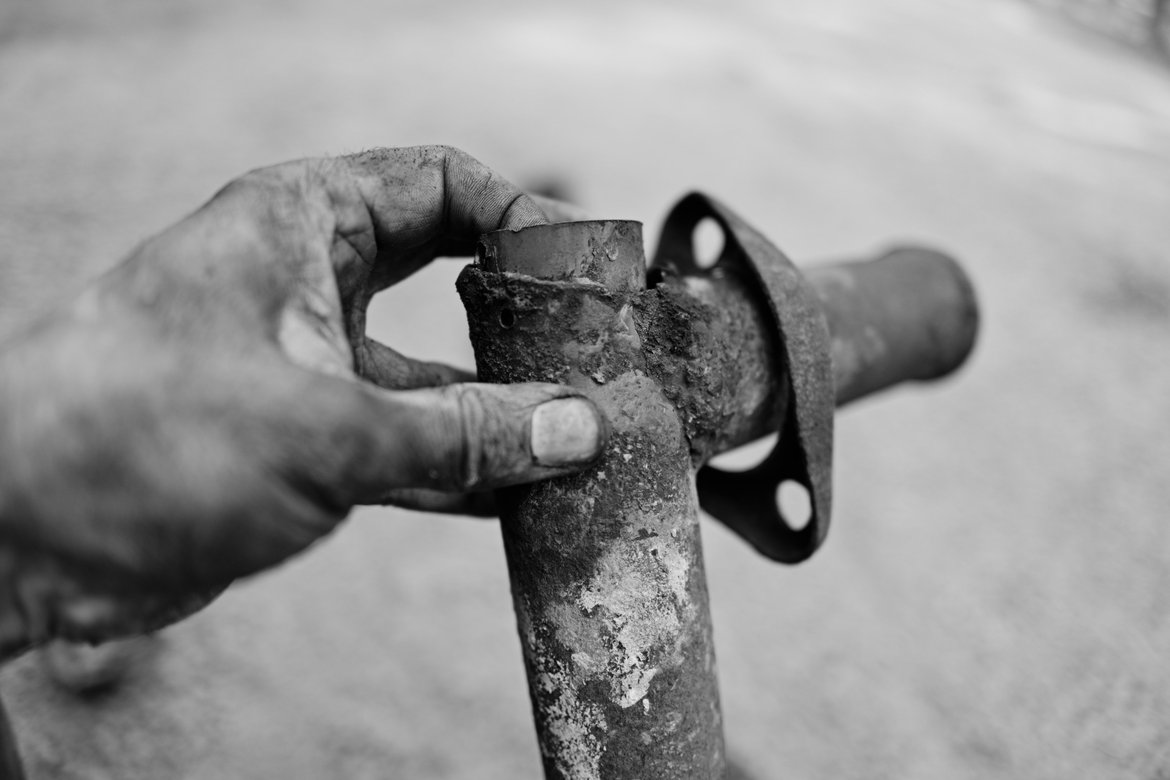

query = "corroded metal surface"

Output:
[[476, 220, 646, 293], [459, 208, 978, 778], [652, 193, 835, 564], [459, 222, 725, 779], [651, 195, 978, 565]]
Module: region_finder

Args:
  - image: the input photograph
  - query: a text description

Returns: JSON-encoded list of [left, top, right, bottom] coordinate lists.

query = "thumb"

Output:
[[281, 372, 608, 504], [363, 382, 607, 496]]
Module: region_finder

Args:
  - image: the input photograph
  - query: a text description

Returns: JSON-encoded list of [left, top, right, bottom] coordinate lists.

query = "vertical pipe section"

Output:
[[458, 222, 724, 780]]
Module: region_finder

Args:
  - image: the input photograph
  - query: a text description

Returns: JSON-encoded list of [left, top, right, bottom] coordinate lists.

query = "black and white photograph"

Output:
[[0, 0, 1167, 777]]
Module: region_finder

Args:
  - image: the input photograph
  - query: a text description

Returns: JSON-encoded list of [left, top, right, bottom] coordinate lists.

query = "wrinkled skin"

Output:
[[0, 146, 602, 659]]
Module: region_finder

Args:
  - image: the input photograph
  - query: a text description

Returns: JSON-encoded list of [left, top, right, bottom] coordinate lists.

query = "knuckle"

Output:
[[447, 385, 487, 491], [438, 145, 482, 184], [224, 161, 299, 195], [216, 161, 341, 257], [219, 160, 326, 215], [433, 143, 467, 163], [37, 637, 149, 694]]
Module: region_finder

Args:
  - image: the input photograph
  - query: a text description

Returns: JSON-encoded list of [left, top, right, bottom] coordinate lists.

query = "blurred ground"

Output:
[[1, 0, 1170, 777]]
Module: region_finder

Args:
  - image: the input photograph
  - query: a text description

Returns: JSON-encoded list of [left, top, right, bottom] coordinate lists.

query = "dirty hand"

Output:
[[0, 146, 605, 660]]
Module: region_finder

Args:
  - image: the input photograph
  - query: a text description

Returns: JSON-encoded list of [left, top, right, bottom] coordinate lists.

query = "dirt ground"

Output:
[[1, 0, 1169, 778]]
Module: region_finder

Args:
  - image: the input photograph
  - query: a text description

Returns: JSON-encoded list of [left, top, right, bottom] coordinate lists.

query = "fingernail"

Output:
[[531, 397, 604, 466]]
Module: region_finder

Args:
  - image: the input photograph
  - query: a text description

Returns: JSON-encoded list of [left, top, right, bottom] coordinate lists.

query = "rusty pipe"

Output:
[[460, 221, 724, 779], [458, 212, 977, 779], [809, 247, 978, 407], [668, 246, 978, 459]]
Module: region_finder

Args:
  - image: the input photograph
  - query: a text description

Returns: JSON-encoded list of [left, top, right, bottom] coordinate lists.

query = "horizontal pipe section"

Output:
[[677, 246, 978, 459], [808, 247, 979, 407]]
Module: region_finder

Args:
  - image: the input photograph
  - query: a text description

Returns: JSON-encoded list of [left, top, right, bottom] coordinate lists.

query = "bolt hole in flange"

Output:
[[706, 434, 812, 532], [776, 480, 812, 531], [692, 217, 725, 269], [707, 433, 776, 473], [498, 309, 516, 329]]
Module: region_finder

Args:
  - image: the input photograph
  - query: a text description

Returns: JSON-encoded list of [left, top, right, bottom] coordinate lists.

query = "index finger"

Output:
[[176, 146, 549, 307], [336, 145, 550, 288]]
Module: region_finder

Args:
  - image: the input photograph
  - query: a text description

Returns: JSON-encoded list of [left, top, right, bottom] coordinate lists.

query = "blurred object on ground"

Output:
[[1027, 0, 1170, 62]]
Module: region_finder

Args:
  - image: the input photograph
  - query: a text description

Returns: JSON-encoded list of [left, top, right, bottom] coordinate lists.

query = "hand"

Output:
[[0, 146, 605, 659]]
